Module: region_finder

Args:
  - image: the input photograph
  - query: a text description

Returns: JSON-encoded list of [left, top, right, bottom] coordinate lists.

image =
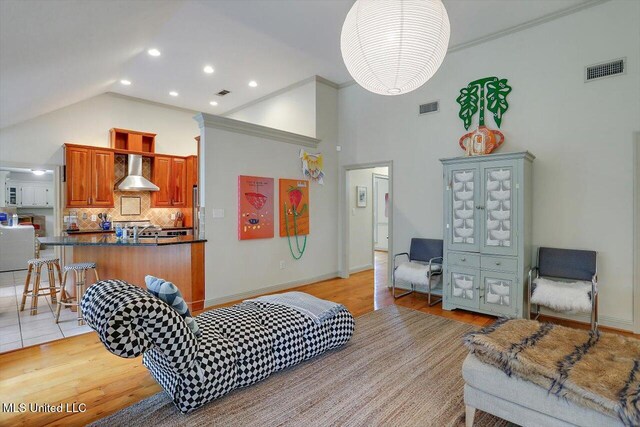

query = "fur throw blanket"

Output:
[[464, 318, 640, 426], [531, 277, 593, 313]]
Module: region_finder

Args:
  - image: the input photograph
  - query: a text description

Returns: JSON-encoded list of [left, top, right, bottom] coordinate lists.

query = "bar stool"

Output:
[[55, 262, 100, 325], [20, 258, 63, 315]]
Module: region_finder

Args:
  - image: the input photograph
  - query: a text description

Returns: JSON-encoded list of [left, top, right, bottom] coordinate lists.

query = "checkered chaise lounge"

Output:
[[81, 280, 355, 413]]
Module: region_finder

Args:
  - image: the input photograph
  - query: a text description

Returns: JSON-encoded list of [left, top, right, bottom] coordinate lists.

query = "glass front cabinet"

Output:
[[441, 152, 534, 318]]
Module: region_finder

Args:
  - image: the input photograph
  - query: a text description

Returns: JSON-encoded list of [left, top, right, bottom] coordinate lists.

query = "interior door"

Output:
[[152, 156, 172, 207], [171, 157, 187, 207], [446, 164, 480, 252], [91, 149, 114, 207], [66, 146, 91, 207], [480, 160, 517, 256], [373, 174, 389, 251]]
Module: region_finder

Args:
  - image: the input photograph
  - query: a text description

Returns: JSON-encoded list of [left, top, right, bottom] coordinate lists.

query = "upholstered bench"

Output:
[[463, 354, 623, 427], [81, 280, 355, 413], [463, 318, 637, 427]]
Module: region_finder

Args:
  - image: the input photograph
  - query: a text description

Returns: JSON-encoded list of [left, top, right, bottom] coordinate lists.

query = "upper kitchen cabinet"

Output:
[[65, 145, 114, 208], [152, 156, 187, 207], [110, 128, 156, 154]]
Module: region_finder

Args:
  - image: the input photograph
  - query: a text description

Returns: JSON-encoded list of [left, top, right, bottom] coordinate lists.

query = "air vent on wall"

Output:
[[585, 58, 626, 82], [216, 89, 231, 96], [419, 101, 439, 115]]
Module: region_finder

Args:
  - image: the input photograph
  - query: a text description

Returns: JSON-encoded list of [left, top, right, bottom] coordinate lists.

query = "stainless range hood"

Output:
[[117, 154, 159, 191]]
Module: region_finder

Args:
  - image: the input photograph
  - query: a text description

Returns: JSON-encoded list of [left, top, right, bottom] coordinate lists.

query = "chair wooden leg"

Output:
[[55, 270, 69, 324], [47, 264, 57, 305], [55, 261, 64, 301], [19, 264, 33, 312], [31, 264, 42, 315], [76, 270, 85, 325], [465, 405, 476, 427]]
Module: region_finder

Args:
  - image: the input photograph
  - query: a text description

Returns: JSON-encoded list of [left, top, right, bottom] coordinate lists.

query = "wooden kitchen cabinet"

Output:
[[152, 156, 187, 207], [91, 149, 115, 207], [65, 145, 114, 208]]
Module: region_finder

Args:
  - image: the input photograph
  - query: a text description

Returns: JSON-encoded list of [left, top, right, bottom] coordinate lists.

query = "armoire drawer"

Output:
[[447, 252, 480, 268], [481, 255, 517, 273]]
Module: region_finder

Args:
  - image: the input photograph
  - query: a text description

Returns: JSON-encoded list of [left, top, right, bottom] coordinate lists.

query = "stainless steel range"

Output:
[[112, 220, 192, 238]]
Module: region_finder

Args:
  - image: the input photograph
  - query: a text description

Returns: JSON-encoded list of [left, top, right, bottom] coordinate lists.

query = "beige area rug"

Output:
[[92, 306, 511, 427]]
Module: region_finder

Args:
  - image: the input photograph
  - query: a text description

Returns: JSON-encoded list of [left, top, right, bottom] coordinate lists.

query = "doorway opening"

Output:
[[343, 162, 393, 302]]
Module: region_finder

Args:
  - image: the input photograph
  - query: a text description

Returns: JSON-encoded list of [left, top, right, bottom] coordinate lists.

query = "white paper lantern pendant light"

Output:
[[341, 0, 450, 96]]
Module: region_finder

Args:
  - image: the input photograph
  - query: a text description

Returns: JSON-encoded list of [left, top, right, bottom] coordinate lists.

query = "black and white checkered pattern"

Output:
[[63, 262, 97, 271], [27, 257, 59, 266], [81, 281, 355, 414]]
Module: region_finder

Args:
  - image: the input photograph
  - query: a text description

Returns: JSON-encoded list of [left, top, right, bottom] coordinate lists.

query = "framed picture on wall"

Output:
[[356, 186, 367, 208]]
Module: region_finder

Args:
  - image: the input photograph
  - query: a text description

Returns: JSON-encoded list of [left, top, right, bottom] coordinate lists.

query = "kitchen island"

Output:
[[40, 235, 206, 311]]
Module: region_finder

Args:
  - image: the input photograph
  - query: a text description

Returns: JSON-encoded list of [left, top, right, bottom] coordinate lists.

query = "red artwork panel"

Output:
[[238, 176, 274, 240]]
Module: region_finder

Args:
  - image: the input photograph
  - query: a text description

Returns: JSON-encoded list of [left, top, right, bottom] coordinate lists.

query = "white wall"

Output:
[[0, 93, 199, 166], [348, 167, 388, 272], [226, 79, 317, 138], [338, 0, 640, 329], [199, 80, 339, 304]]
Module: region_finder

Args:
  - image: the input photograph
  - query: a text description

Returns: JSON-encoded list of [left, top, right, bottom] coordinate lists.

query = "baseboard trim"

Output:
[[349, 264, 373, 274], [203, 272, 340, 308], [539, 309, 634, 332]]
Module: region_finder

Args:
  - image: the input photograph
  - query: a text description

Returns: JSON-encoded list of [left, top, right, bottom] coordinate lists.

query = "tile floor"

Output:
[[0, 269, 93, 353]]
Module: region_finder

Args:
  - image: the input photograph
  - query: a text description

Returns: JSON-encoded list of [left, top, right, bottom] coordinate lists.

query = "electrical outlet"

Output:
[[170, 213, 176, 220], [82, 213, 88, 220], [91, 215, 97, 222], [279, 261, 286, 270]]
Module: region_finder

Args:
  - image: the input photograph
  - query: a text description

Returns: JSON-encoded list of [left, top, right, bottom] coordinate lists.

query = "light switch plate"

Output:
[[212, 209, 225, 218], [91, 215, 97, 222], [170, 213, 176, 220]]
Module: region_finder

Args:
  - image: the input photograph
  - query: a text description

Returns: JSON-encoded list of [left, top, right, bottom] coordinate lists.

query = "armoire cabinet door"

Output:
[[480, 161, 517, 256], [445, 266, 479, 309], [445, 165, 480, 252], [479, 271, 518, 316]]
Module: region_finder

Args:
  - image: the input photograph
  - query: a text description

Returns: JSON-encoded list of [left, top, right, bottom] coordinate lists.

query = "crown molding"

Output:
[[448, 0, 608, 53], [193, 113, 320, 148], [222, 75, 338, 117], [337, 0, 609, 90]]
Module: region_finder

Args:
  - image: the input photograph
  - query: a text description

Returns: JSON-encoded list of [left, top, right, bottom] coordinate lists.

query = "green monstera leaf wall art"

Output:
[[456, 77, 512, 130]]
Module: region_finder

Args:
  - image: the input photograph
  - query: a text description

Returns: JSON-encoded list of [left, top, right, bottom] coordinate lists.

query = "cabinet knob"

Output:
[[474, 286, 480, 290], [495, 262, 501, 265], [461, 258, 466, 262]]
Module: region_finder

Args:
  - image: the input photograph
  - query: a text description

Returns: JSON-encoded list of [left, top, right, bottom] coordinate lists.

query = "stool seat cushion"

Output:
[[395, 261, 442, 285], [63, 262, 97, 271], [28, 258, 59, 266]]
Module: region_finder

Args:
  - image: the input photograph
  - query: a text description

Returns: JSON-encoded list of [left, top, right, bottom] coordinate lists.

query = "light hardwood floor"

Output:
[[0, 253, 635, 426]]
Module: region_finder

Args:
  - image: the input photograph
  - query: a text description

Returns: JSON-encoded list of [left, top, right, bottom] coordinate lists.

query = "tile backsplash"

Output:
[[63, 155, 187, 229]]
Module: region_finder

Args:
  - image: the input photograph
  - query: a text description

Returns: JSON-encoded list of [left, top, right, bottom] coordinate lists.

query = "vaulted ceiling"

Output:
[[0, 0, 593, 129]]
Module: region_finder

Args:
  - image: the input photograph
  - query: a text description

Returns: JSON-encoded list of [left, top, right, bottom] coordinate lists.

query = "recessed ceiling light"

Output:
[[169, 91, 179, 97], [147, 48, 161, 57], [203, 65, 214, 74], [209, 101, 218, 106], [248, 80, 258, 88], [31, 169, 46, 176], [120, 79, 132, 86]]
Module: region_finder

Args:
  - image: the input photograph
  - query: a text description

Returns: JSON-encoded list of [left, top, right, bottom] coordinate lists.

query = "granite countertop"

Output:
[[41, 234, 206, 247]]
